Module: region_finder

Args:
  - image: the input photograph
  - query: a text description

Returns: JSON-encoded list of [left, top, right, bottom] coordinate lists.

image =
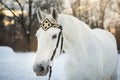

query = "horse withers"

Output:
[[33, 8, 118, 80]]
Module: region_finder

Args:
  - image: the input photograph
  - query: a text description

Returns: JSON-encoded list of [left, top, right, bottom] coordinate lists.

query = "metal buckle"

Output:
[[49, 60, 53, 67]]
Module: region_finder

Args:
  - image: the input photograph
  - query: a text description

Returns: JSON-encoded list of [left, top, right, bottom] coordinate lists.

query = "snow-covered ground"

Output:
[[0, 46, 66, 80], [0, 46, 120, 80]]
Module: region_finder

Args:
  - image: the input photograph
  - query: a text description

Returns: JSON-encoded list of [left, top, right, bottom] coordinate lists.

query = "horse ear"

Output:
[[51, 8, 58, 20], [36, 8, 43, 22]]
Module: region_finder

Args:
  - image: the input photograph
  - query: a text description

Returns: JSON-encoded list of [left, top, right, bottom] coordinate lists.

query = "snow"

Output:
[[0, 46, 120, 80], [0, 46, 66, 80], [118, 54, 120, 80]]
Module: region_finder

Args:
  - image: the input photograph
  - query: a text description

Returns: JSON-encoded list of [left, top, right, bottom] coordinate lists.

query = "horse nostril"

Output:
[[38, 65, 44, 72]]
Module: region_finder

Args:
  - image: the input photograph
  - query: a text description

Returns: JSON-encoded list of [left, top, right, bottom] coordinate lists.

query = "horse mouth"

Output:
[[35, 66, 49, 76]]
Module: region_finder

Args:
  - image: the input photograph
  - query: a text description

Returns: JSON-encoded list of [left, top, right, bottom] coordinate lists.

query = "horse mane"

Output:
[[58, 14, 91, 31], [57, 14, 92, 46]]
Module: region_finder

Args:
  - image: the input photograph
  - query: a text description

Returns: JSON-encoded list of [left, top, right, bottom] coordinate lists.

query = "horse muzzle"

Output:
[[33, 63, 49, 76]]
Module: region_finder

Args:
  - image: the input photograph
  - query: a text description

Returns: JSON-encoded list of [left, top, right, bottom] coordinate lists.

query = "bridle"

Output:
[[49, 25, 63, 80], [40, 18, 63, 80]]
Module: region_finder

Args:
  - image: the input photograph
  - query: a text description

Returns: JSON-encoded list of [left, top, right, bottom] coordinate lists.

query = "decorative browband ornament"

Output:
[[41, 18, 59, 31]]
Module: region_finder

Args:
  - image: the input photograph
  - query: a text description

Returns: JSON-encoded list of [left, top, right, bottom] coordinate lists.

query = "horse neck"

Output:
[[58, 14, 92, 58]]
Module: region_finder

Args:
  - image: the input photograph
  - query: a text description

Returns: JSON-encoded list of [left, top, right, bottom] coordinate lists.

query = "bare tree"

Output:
[[111, 0, 120, 15], [71, 0, 93, 27], [98, 0, 111, 29], [71, 0, 81, 19], [80, 0, 90, 24], [0, 0, 38, 51]]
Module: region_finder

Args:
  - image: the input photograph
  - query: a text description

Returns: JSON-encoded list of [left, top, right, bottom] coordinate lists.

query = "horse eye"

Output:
[[52, 34, 57, 39]]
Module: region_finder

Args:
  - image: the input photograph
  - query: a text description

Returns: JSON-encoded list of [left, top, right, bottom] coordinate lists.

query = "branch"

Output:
[[15, 0, 28, 35], [15, 0, 24, 12], [112, 8, 120, 15], [111, 1, 120, 15], [103, 0, 110, 10], [116, 1, 120, 15], [15, 0, 24, 20], [0, 1, 20, 21]]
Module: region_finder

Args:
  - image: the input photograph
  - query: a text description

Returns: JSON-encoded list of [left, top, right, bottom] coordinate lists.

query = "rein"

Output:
[[49, 26, 63, 80]]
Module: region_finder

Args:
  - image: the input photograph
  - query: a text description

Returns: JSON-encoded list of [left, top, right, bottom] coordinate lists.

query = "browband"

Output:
[[41, 18, 59, 31]]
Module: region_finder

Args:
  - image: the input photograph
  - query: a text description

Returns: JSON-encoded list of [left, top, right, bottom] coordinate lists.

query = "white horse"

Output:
[[33, 8, 118, 80]]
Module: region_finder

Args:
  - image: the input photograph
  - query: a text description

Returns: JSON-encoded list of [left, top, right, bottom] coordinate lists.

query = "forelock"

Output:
[[45, 15, 57, 24]]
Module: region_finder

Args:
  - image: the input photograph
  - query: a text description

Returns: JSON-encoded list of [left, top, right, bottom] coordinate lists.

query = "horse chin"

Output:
[[35, 66, 49, 76]]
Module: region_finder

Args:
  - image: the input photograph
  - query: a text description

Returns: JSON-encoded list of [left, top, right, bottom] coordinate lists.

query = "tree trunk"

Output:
[[78, 0, 81, 20]]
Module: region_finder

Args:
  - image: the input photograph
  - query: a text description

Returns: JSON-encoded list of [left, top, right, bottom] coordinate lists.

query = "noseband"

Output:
[[40, 18, 63, 80]]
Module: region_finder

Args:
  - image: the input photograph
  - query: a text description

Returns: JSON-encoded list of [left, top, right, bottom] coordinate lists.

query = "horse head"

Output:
[[33, 8, 63, 76]]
